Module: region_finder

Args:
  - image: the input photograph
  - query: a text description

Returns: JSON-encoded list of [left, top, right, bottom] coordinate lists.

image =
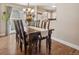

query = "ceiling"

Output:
[[17, 3, 56, 12]]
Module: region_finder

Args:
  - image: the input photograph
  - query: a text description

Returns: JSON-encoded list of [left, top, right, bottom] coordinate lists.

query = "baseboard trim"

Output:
[[52, 37, 79, 50], [0, 33, 5, 36]]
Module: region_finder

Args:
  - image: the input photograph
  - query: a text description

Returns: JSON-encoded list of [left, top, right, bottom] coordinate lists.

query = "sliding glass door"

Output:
[[8, 7, 26, 34]]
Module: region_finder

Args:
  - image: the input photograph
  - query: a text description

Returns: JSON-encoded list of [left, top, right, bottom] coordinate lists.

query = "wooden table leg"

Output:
[[48, 30, 52, 55], [46, 30, 52, 55], [46, 37, 51, 55], [35, 41, 37, 54], [28, 35, 32, 55]]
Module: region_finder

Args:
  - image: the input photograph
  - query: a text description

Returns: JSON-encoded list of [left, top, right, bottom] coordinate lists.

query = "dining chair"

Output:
[[17, 20, 28, 54], [17, 20, 42, 54], [14, 20, 25, 54], [39, 19, 54, 54]]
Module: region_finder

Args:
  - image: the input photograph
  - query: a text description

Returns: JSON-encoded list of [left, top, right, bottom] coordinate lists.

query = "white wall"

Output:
[[54, 3, 79, 46], [0, 4, 6, 36], [52, 12, 56, 18]]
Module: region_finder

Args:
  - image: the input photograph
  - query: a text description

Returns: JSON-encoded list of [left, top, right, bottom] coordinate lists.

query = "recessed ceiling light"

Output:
[[52, 5, 56, 8]]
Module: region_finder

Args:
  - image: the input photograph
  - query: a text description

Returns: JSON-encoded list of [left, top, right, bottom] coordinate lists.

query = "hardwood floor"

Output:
[[0, 34, 79, 55]]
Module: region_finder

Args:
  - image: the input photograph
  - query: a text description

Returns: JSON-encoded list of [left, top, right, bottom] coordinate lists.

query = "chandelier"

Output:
[[23, 3, 35, 22]]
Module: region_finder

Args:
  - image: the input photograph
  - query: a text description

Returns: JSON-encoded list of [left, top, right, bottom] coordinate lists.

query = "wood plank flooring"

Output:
[[0, 34, 79, 55]]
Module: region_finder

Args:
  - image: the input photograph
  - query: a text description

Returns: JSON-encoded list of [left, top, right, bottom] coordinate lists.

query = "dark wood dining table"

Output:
[[25, 26, 53, 54], [27, 27, 40, 54]]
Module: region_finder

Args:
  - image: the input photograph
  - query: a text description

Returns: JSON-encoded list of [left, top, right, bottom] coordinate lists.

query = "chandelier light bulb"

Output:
[[31, 9, 34, 13], [27, 8, 31, 12], [23, 8, 26, 12]]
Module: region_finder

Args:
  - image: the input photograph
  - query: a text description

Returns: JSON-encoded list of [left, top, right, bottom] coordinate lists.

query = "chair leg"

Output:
[[20, 41, 22, 52], [46, 38, 48, 54], [24, 45, 27, 54], [16, 35, 20, 46], [17, 37, 20, 44], [48, 39, 51, 55], [28, 40, 32, 55], [16, 35, 18, 42], [24, 42, 27, 54], [39, 39, 41, 54]]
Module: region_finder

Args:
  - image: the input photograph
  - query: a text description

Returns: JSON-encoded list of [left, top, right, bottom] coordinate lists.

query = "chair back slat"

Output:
[[16, 20, 23, 39], [40, 20, 49, 29], [14, 20, 19, 34], [18, 20, 27, 40], [36, 20, 40, 27]]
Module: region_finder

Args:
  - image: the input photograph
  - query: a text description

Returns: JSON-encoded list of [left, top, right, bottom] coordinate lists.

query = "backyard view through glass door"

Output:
[[8, 7, 26, 34]]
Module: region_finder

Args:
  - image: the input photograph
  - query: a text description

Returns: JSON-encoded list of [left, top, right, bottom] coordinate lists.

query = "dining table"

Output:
[[24, 26, 53, 54]]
